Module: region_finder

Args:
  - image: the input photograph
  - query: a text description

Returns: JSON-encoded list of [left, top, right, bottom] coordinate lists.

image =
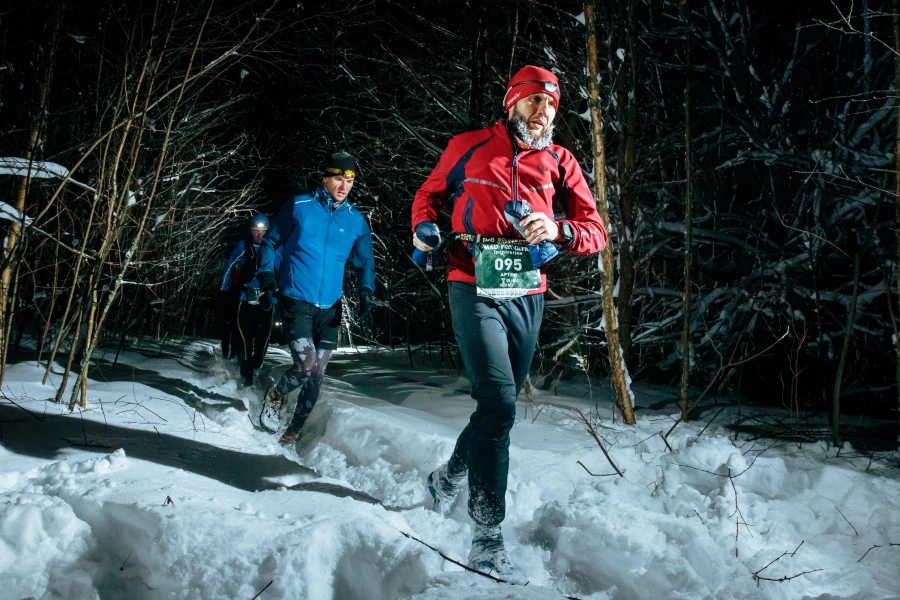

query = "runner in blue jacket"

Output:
[[256, 151, 375, 444]]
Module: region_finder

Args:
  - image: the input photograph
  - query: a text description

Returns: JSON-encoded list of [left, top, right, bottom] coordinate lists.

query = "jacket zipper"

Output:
[[317, 202, 334, 307], [512, 153, 519, 205], [510, 130, 523, 235]]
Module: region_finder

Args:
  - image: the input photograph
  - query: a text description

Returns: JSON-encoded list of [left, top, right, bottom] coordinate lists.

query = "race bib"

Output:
[[474, 243, 541, 299]]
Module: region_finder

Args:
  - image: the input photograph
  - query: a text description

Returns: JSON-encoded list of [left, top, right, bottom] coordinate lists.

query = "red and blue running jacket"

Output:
[[411, 120, 608, 294]]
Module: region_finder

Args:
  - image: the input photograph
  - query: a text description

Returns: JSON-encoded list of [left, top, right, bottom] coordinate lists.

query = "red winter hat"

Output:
[[503, 66, 560, 112]]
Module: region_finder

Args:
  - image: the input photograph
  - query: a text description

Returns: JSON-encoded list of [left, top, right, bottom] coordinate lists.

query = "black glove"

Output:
[[258, 290, 273, 311], [257, 270, 277, 292], [358, 288, 373, 317]]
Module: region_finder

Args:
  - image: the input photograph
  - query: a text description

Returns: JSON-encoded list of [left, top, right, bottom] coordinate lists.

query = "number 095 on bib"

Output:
[[474, 243, 542, 300]]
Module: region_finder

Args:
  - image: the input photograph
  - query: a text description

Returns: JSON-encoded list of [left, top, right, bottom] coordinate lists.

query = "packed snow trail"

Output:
[[1, 339, 899, 600]]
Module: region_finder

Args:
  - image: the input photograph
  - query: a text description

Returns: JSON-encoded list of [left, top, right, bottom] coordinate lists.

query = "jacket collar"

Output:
[[314, 186, 351, 213], [490, 119, 527, 156]]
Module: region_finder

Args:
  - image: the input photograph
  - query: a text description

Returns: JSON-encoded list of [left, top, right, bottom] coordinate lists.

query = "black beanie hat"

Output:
[[324, 152, 357, 179]]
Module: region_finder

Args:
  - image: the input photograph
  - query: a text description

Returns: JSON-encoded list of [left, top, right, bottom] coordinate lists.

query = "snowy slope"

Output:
[[1, 340, 898, 600]]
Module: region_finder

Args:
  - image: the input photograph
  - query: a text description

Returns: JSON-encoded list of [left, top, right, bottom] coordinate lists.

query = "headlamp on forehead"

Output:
[[511, 80, 559, 94], [325, 167, 355, 179], [249, 213, 269, 232]]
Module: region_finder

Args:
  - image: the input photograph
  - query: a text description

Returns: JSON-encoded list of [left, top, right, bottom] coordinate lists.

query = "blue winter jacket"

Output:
[[221, 240, 282, 302], [258, 187, 375, 308]]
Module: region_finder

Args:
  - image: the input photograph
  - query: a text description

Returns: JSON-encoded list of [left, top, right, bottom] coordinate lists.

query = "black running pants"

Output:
[[236, 301, 274, 384], [446, 282, 543, 528]]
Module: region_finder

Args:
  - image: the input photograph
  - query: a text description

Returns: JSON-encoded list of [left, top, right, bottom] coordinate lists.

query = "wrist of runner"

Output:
[[555, 221, 574, 246]]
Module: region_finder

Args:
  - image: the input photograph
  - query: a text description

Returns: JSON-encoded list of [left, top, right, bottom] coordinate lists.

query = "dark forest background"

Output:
[[1, 0, 898, 444]]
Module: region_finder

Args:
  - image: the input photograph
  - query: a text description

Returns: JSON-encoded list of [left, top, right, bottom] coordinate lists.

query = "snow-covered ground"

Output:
[[1, 339, 898, 600]]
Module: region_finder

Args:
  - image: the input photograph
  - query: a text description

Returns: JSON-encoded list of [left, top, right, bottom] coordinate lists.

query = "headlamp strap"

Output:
[[325, 167, 355, 178]]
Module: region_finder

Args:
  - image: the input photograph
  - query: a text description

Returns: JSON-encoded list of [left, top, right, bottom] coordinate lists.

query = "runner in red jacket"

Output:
[[413, 65, 608, 577], [412, 93, 606, 290]]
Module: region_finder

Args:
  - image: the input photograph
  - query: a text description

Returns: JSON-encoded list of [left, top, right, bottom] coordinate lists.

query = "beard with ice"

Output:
[[509, 110, 555, 150]]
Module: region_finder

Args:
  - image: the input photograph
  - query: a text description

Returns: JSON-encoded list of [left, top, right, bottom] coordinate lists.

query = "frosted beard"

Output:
[[510, 112, 555, 150]]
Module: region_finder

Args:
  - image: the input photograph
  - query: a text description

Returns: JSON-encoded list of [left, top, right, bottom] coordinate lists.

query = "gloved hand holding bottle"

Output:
[[257, 270, 277, 292], [412, 222, 442, 271], [503, 200, 559, 268]]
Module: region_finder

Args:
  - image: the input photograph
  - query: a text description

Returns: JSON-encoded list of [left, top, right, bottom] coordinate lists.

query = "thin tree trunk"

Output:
[[42, 185, 101, 384], [585, 0, 636, 425], [112, 293, 139, 369], [809, 245, 829, 419], [507, 0, 519, 82], [680, 8, 693, 420], [60, 1, 168, 406], [832, 204, 882, 447], [69, 2, 213, 409], [42, 17, 142, 389], [467, 5, 487, 129], [0, 259, 22, 386], [893, 0, 900, 450], [54, 304, 85, 405], [0, 5, 63, 368], [616, 0, 638, 364], [71, 284, 101, 407], [36, 221, 62, 366]]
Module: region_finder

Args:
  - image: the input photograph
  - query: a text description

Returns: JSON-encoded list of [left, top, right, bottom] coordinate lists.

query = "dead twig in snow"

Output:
[[395, 531, 586, 595], [60, 437, 114, 449], [728, 471, 753, 556], [572, 408, 624, 477], [250, 580, 273, 600], [857, 542, 900, 562], [696, 406, 727, 439], [657, 431, 673, 452], [752, 541, 822, 584], [0, 392, 45, 421], [399, 532, 516, 583], [576, 460, 619, 477], [834, 505, 858, 537], [674, 461, 760, 555]]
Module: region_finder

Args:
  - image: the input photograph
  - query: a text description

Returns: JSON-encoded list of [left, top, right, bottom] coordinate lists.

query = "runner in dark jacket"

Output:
[[256, 152, 375, 445], [412, 66, 607, 576], [220, 213, 280, 387]]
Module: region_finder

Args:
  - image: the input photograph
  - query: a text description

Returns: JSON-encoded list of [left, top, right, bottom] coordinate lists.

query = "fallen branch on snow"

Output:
[[576, 460, 619, 477], [857, 542, 900, 563], [752, 541, 822, 584], [572, 408, 624, 477], [250, 580, 273, 599], [400, 531, 529, 586]]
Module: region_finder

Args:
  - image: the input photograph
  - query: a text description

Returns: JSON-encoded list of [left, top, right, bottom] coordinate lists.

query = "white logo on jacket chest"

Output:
[[339, 228, 345, 233]]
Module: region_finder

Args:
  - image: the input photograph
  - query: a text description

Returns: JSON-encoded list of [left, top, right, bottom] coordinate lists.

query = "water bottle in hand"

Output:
[[503, 200, 558, 268]]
